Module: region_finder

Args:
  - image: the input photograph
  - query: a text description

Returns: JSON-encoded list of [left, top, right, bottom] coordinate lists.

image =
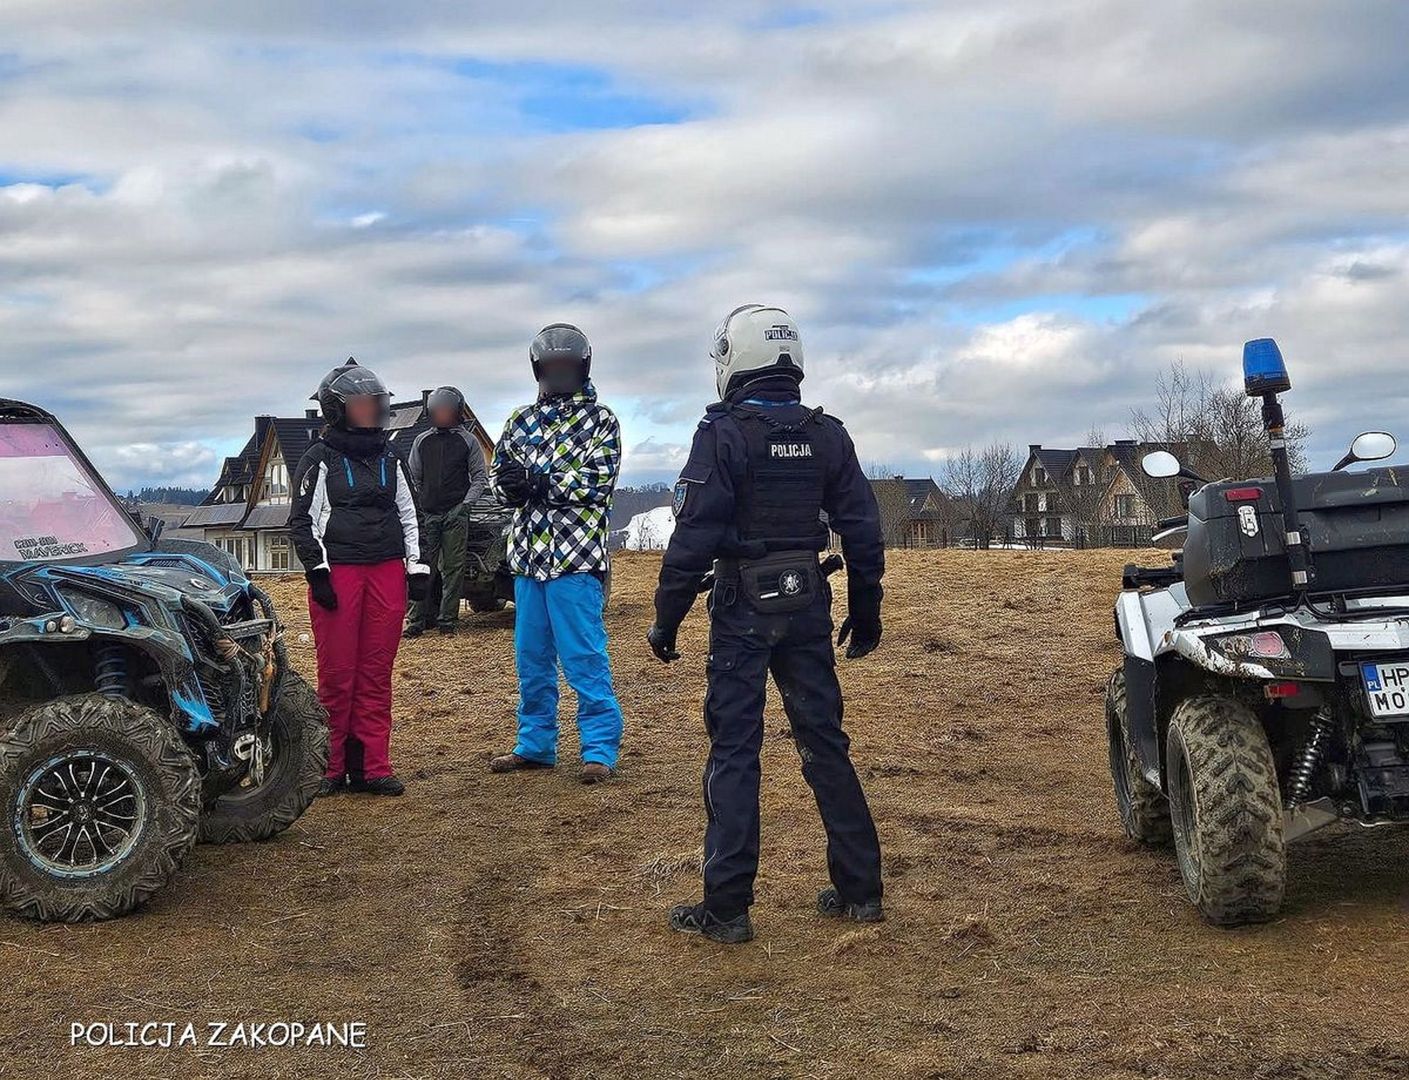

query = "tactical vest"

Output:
[[731, 404, 828, 552]]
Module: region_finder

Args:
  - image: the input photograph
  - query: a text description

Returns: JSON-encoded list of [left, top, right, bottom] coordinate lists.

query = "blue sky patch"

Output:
[[450, 58, 698, 132]]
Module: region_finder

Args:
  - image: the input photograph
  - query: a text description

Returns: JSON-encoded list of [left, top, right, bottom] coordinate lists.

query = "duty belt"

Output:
[[701, 552, 844, 594]]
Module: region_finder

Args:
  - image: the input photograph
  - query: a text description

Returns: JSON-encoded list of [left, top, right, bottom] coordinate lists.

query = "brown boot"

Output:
[[489, 752, 553, 774], [579, 762, 612, 785]]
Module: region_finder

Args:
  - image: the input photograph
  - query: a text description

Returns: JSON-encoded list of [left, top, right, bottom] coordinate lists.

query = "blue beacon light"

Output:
[[1242, 337, 1291, 397]]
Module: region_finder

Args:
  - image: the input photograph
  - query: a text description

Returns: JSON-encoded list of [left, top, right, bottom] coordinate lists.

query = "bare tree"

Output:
[[942, 442, 1020, 548], [635, 514, 661, 551], [1129, 359, 1309, 476], [1127, 358, 1311, 524], [856, 463, 912, 547]]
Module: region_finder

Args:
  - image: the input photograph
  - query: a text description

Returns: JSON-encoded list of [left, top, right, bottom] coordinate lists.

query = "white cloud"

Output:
[[0, 1, 1406, 491]]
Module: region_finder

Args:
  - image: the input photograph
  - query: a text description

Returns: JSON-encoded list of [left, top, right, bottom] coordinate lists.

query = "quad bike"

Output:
[[1109, 339, 1409, 926], [0, 400, 328, 922], [423, 492, 612, 619]]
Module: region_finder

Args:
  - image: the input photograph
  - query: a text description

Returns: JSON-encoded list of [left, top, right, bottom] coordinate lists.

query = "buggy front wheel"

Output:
[[199, 673, 328, 844], [0, 694, 201, 922]]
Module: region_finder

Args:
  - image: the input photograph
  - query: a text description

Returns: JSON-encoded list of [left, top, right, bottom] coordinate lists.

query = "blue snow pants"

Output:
[[512, 573, 624, 767]]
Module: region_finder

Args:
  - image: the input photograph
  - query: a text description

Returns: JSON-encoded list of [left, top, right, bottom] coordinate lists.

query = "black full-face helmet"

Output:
[[311, 358, 392, 430], [427, 385, 466, 426], [530, 323, 591, 396]]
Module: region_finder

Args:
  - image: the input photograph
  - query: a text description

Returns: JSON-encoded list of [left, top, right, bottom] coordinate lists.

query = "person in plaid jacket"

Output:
[[489, 323, 625, 783]]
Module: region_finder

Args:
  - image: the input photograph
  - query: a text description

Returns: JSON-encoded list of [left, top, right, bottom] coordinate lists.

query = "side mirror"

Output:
[[1141, 451, 1181, 479], [1333, 431, 1397, 471]]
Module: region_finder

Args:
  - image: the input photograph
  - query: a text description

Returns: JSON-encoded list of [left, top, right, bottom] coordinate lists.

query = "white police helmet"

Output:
[[710, 304, 804, 400]]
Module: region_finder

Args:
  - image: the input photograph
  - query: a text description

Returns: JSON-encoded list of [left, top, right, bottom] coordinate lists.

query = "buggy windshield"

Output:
[[0, 422, 144, 562]]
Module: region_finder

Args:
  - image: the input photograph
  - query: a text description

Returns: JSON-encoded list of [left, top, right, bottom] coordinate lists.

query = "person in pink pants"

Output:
[[307, 560, 407, 785], [289, 359, 430, 797]]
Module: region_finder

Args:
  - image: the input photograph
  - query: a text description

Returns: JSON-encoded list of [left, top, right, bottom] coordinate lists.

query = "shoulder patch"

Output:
[[672, 467, 713, 516]]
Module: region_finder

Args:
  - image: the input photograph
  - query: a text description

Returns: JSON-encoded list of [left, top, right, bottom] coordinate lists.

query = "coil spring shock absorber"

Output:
[[1286, 708, 1334, 806], [93, 644, 129, 698]]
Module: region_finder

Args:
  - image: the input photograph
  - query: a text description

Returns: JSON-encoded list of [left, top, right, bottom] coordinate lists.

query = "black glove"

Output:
[[406, 571, 430, 603], [837, 584, 882, 660], [496, 460, 532, 507], [307, 568, 338, 611], [527, 470, 551, 503], [647, 623, 681, 663]]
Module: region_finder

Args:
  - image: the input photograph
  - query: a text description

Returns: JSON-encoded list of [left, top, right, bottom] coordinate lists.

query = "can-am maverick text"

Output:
[[1109, 339, 1409, 925], [0, 400, 328, 922]]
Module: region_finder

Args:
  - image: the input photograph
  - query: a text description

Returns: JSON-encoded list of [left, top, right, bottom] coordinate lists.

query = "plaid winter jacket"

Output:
[[490, 382, 621, 580]]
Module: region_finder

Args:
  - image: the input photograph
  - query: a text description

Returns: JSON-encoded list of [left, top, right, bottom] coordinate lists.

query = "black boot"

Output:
[[669, 902, 754, 944], [355, 775, 405, 797], [315, 777, 346, 798], [816, 887, 885, 923]]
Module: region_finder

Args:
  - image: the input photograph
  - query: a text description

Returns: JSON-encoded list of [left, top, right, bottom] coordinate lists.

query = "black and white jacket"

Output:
[[289, 429, 427, 574]]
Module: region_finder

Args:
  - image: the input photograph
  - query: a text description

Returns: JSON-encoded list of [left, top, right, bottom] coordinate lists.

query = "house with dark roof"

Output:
[[187, 392, 495, 572], [866, 476, 953, 548], [1008, 439, 1212, 547]]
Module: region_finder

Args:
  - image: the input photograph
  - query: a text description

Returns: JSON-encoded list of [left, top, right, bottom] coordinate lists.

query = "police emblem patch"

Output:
[[780, 570, 804, 596], [673, 480, 689, 517]]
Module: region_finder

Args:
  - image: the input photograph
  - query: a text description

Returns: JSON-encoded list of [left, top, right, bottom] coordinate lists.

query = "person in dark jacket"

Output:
[[404, 386, 488, 637], [647, 305, 885, 944], [289, 359, 430, 797]]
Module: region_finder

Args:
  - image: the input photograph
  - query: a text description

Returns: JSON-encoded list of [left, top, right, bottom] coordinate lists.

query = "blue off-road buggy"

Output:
[[0, 400, 328, 922]]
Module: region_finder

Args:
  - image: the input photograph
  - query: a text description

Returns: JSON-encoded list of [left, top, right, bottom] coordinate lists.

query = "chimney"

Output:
[[421, 389, 433, 410], [1029, 443, 1041, 455], [254, 415, 275, 445], [306, 407, 320, 421]]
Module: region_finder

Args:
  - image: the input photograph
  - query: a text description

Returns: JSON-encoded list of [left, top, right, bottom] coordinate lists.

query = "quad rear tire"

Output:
[[1166, 694, 1285, 926], [0, 694, 201, 923], [199, 673, 329, 844], [1105, 668, 1172, 846]]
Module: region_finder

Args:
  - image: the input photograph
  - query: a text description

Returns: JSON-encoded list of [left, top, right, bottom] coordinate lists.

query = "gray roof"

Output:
[[243, 504, 292, 529], [181, 503, 246, 527]]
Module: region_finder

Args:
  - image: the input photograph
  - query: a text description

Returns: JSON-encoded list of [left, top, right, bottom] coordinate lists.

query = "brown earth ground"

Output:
[[5, 549, 1409, 1079]]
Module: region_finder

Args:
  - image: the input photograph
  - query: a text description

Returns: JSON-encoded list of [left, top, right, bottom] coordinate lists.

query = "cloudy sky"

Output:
[[2, 1, 1408, 491]]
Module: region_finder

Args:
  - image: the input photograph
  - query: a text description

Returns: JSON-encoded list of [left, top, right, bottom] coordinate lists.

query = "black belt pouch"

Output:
[[737, 551, 819, 613]]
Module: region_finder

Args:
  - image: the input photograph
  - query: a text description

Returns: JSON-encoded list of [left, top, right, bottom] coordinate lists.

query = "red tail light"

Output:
[[1224, 487, 1263, 502]]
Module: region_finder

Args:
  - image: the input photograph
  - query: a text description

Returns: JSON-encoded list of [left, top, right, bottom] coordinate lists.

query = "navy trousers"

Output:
[[701, 579, 882, 919]]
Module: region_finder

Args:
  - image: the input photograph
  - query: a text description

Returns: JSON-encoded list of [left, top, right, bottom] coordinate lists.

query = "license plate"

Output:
[[1362, 662, 1409, 717]]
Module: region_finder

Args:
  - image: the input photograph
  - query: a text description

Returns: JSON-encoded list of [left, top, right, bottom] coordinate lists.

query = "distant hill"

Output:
[[610, 483, 673, 530]]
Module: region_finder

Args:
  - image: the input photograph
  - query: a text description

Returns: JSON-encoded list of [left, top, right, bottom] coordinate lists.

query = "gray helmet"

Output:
[[427, 385, 465, 425], [311, 358, 392, 429], [530, 323, 591, 395]]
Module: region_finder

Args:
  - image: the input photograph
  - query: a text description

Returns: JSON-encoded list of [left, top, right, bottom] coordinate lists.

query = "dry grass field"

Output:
[[5, 549, 1409, 1078]]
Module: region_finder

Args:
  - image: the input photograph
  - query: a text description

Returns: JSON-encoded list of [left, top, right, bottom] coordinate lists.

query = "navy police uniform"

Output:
[[653, 376, 885, 920]]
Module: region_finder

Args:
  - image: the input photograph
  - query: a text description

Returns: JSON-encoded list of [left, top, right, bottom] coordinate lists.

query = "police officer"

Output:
[[647, 304, 885, 944]]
